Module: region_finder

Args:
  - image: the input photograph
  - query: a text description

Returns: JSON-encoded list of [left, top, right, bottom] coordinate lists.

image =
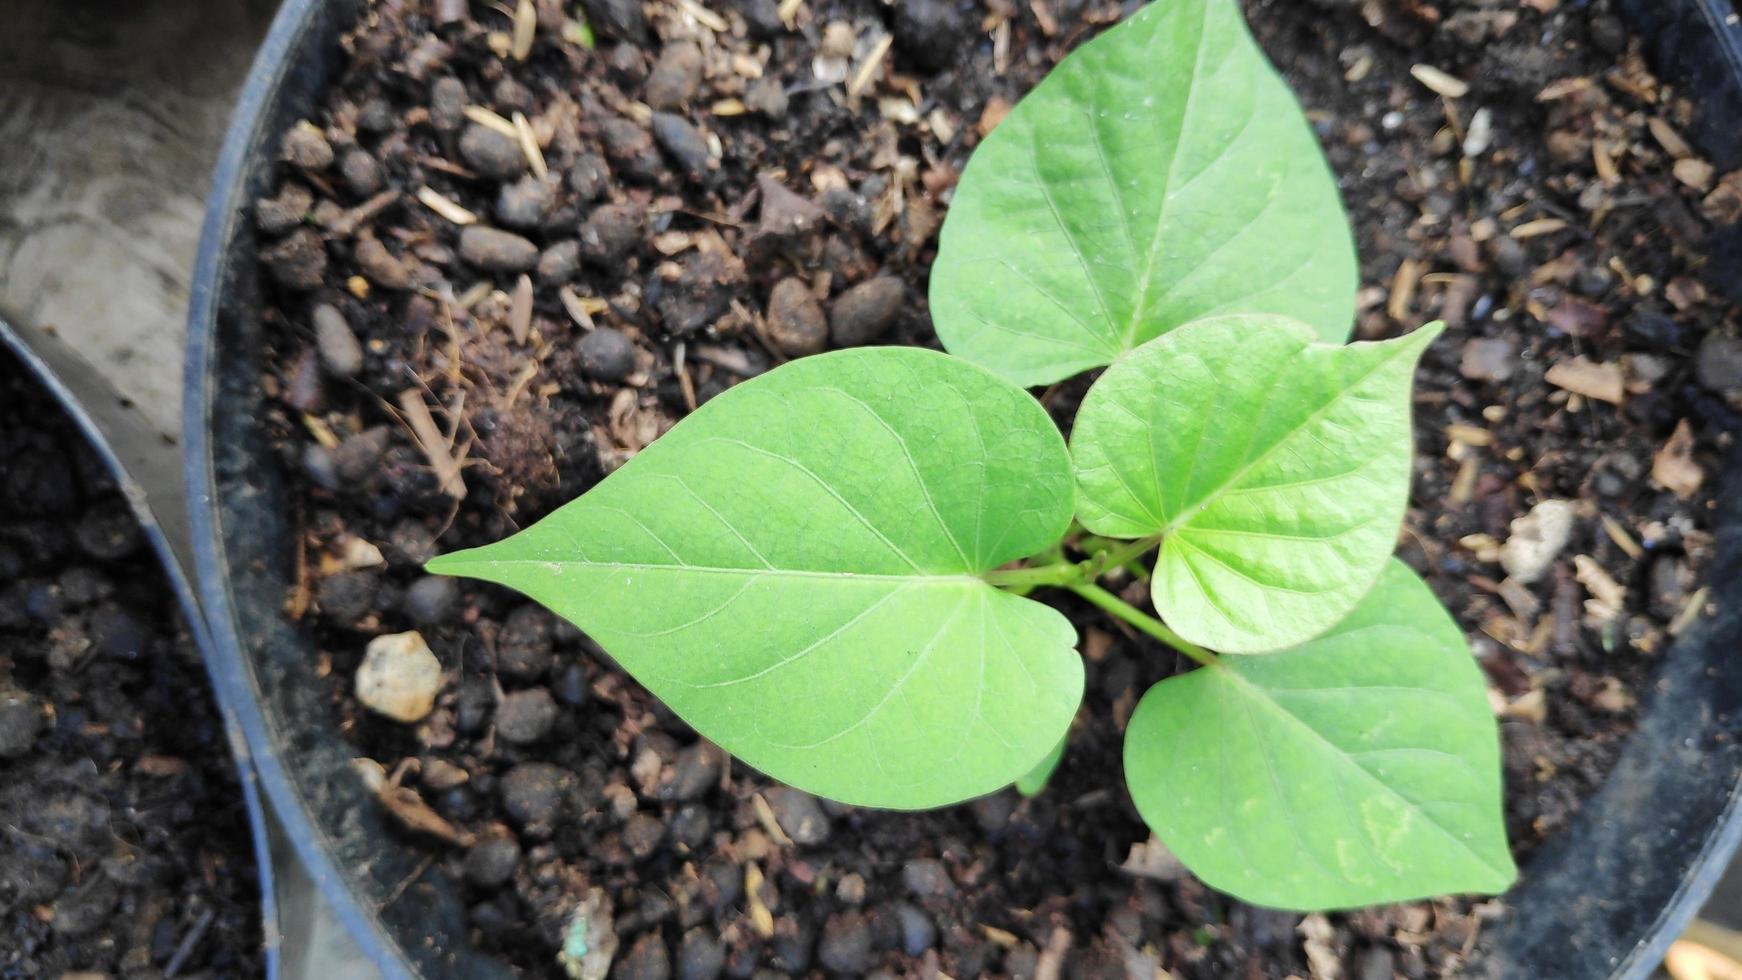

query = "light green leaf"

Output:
[[1071, 315, 1442, 653], [428, 348, 1082, 809], [929, 0, 1358, 387], [1124, 560, 1516, 910], [1015, 733, 1068, 797]]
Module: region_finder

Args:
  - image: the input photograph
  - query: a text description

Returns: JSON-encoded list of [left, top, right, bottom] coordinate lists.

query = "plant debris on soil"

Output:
[[248, 0, 1737, 975], [0, 351, 263, 978]]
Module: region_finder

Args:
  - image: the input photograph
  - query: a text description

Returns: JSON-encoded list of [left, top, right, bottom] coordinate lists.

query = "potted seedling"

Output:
[[427, 3, 1510, 912], [188, 0, 1742, 975]]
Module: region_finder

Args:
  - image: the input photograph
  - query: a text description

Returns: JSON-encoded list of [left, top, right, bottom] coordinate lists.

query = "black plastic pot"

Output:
[[185, 1, 1742, 977], [0, 315, 281, 979]]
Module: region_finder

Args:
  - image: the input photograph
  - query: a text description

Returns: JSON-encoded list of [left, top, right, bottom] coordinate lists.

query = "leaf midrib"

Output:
[[1162, 338, 1416, 533], [1214, 664, 1511, 881], [431, 557, 985, 586]]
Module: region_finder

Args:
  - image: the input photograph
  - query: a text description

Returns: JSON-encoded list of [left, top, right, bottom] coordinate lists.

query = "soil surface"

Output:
[[0, 351, 263, 977], [247, 0, 1739, 976]]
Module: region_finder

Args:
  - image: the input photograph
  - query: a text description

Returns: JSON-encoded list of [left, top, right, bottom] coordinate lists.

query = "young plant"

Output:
[[429, 0, 1516, 911]]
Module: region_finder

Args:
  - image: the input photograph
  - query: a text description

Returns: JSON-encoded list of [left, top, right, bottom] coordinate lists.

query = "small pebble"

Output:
[[429, 76, 469, 132], [666, 742, 724, 802], [455, 679, 495, 735], [338, 148, 382, 196], [50, 876, 119, 937], [651, 113, 712, 178], [623, 811, 668, 859], [728, 0, 783, 37], [579, 327, 638, 383], [495, 687, 558, 744], [499, 762, 567, 833], [538, 240, 581, 283], [829, 277, 905, 347], [765, 786, 831, 845], [255, 183, 314, 235], [567, 153, 611, 201], [744, 78, 787, 118], [261, 228, 328, 290], [459, 226, 540, 273], [316, 570, 378, 624], [465, 833, 522, 888], [281, 122, 335, 170], [646, 42, 704, 110], [0, 687, 42, 758], [498, 604, 555, 680], [1695, 333, 1742, 395], [496, 175, 555, 229], [580, 0, 648, 43], [892, 0, 963, 71], [74, 502, 142, 561], [355, 630, 443, 723], [459, 123, 526, 180], [835, 872, 867, 906], [554, 662, 589, 706], [579, 202, 644, 266], [312, 303, 364, 376], [1459, 337, 1517, 383], [354, 234, 415, 290], [818, 912, 873, 975], [764, 278, 828, 357], [677, 927, 726, 980], [895, 903, 936, 955], [900, 858, 954, 898], [331, 427, 390, 484], [402, 576, 459, 627], [600, 117, 663, 182], [90, 601, 147, 659]]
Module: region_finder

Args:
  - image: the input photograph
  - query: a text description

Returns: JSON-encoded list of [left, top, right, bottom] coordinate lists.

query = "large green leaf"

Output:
[[427, 348, 1082, 809], [1071, 315, 1442, 653], [929, 0, 1358, 387], [1124, 560, 1515, 910]]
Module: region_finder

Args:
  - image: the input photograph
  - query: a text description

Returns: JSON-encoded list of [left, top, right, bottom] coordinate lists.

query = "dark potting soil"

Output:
[[246, 0, 1740, 975], [0, 352, 263, 977]]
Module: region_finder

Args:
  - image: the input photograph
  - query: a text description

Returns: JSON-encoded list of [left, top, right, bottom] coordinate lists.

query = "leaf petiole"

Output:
[[1065, 583, 1218, 669], [983, 535, 1162, 591]]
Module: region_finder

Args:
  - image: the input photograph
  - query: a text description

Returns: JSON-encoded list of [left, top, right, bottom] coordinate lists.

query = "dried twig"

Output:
[[396, 389, 468, 499]]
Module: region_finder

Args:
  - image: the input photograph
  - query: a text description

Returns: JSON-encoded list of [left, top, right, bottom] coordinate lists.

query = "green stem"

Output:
[[983, 535, 1161, 591], [1066, 583, 1218, 668]]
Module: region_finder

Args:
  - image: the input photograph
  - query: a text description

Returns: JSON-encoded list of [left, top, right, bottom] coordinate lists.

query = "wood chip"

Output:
[[1649, 118, 1693, 160], [1675, 158, 1716, 192], [1670, 586, 1711, 636], [777, 0, 804, 29], [1410, 64, 1470, 99], [1573, 555, 1626, 611], [462, 104, 519, 138], [1388, 257, 1423, 322], [351, 759, 475, 846], [745, 863, 776, 938], [511, 111, 548, 179], [511, 0, 536, 60], [558, 286, 599, 330], [416, 186, 478, 225], [678, 0, 729, 31], [509, 274, 533, 344], [1601, 515, 1644, 560], [1652, 418, 1704, 499], [1511, 217, 1568, 239], [1446, 422, 1492, 447], [1544, 357, 1624, 403], [396, 389, 467, 499], [847, 33, 893, 99]]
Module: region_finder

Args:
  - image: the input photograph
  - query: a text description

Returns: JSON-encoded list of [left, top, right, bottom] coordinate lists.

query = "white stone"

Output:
[[355, 631, 442, 723], [1500, 500, 1577, 585]]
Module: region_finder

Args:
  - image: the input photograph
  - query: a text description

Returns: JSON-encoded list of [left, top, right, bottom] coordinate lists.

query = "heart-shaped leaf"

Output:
[[929, 0, 1358, 387], [1071, 315, 1442, 653], [428, 348, 1082, 809], [1124, 560, 1516, 910]]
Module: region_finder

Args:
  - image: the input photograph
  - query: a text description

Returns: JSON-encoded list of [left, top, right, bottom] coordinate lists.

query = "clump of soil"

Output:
[[0, 351, 263, 977], [246, 0, 1737, 975]]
